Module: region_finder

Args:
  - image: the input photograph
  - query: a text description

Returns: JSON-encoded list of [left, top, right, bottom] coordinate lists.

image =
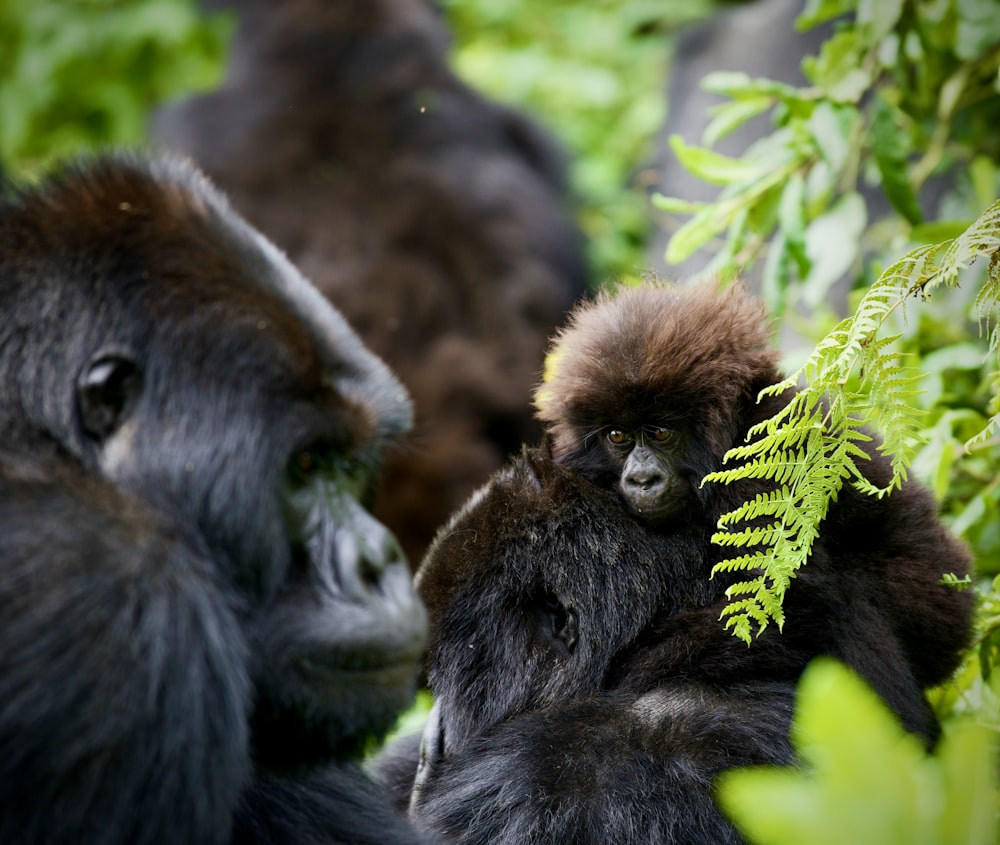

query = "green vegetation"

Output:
[[0, 0, 230, 174], [719, 659, 998, 845]]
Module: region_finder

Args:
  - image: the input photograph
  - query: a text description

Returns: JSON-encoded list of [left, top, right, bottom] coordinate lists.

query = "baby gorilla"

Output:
[[0, 152, 427, 845], [534, 282, 972, 738]]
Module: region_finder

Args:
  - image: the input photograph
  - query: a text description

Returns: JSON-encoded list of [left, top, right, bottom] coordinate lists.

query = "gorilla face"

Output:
[[3, 153, 427, 773], [416, 448, 708, 759]]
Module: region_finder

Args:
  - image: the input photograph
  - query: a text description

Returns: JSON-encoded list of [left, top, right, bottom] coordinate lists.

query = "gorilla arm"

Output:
[[408, 684, 795, 845], [0, 470, 251, 845]]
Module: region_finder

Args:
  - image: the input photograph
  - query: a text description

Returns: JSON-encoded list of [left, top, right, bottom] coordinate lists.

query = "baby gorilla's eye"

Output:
[[649, 427, 672, 442], [607, 429, 630, 445]]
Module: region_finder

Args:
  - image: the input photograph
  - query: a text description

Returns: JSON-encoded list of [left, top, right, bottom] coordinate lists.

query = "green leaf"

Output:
[[870, 95, 922, 226], [802, 191, 867, 306], [703, 96, 773, 146], [701, 72, 802, 103], [649, 192, 705, 214], [796, 0, 854, 31], [668, 134, 766, 185], [802, 30, 873, 103], [719, 660, 997, 845], [857, 0, 905, 41], [664, 201, 735, 265], [955, 0, 1000, 60], [778, 174, 810, 276], [806, 101, 855, 175]]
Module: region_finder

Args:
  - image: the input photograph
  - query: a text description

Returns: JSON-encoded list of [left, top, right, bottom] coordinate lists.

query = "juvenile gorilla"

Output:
[[534, 283, 973, 738], [0, 153, 427, 844]]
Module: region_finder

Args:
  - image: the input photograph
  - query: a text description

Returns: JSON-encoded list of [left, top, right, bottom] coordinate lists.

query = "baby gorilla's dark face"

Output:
[[599, 423, 693, 521]]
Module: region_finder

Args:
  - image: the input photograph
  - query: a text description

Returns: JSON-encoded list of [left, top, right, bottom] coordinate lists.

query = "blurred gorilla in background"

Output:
[[0, 152, 428, 845], [152, 0, 589, 563]]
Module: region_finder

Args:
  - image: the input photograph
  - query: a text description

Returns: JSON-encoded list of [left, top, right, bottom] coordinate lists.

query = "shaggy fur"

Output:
[[152, 0, 587, 563], [536, 282, 780, 469], [377, 449, 796, 844]]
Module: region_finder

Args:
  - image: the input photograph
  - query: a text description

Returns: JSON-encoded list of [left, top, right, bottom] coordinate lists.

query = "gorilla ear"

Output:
[[77, 353, 143, 441]]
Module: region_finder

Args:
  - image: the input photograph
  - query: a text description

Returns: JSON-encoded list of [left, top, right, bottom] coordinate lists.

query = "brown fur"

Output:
[[536, 281, 781, 461]]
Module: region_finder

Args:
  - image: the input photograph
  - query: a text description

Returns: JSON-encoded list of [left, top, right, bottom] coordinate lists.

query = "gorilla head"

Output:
[[0, 152, 427, 843], [535, 282, 782, 523]]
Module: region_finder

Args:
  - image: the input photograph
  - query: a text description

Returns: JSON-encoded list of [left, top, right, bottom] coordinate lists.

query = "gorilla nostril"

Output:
[[359, 551, 389, 592], [625, 470, 664, 491]]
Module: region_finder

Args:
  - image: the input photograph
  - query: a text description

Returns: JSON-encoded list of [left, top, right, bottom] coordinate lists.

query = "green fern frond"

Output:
[[966, 248, 1000, 450], [711, 554, 769, 573], [709, 199, 1000, 643]]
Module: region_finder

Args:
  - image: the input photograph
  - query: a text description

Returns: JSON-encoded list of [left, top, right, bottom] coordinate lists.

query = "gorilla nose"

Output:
[[334, 509, 407, 603], [623, 467, 665, 492]]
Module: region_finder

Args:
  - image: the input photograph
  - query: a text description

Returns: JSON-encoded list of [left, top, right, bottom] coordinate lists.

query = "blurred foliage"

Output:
[[720, 659, 998, 845], [439, 0, 719, 284], [0, 0, 231, 175]]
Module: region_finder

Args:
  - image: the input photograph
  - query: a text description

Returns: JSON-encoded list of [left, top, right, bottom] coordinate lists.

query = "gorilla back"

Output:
[[0, 153, 427, 844]]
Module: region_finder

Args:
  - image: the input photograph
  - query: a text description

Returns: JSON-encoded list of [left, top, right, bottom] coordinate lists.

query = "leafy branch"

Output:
[[707, 200, 1000, 643]]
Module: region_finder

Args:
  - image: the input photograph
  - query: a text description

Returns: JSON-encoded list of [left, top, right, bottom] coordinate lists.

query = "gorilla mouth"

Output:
[[294, 647, 423, 687], [627, 491, 684, 520]]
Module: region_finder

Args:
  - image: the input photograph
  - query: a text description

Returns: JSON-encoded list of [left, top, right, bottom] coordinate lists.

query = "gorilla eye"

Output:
[[540, 593, 578, 654], [287, 442, 373, 500], [77, 353, 142, 441], [607, 429, 630, 445], [295, 451, 317, 475], [650, 427, 672, 442]]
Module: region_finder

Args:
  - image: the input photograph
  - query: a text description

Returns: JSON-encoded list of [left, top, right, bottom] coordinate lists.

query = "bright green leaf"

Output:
[[703, 96, 773, 146], [802, 31, 873, 103], [797, 0, 854, 31], [668, 134, 767, 185], [649, 192, 705, 214], [806, 100, 854, 173], [857, 0, 905, 41], [720, 660, 997, 845], [802, 191, 867, 306]]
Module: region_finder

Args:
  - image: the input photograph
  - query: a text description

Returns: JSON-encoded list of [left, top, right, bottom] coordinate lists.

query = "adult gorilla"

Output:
[[152, 0, 588, 565], [0, 152, 427, 845], [377, 449, 796, 844]]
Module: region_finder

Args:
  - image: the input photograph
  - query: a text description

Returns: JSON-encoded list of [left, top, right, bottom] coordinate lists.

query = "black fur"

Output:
[[376, 451, 796, 843], [0, 152, 427, 844]]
